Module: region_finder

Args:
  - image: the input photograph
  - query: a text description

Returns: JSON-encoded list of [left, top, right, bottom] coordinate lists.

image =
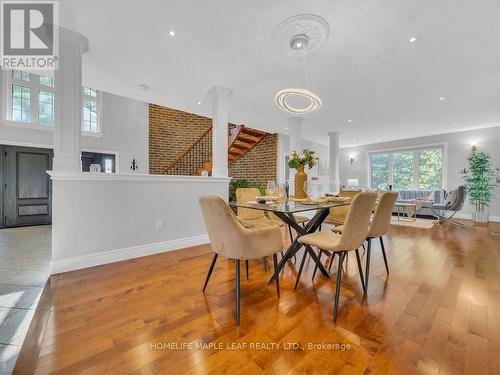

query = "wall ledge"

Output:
[[47, 171, 232, 183]]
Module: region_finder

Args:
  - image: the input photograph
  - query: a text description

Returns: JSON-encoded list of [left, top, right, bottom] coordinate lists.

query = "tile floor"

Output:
[[0, 226, 50, 375]]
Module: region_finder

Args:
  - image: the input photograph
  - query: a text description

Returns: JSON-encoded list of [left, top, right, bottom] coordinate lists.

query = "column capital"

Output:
[[207, 86, 233, 98], [328, 130, 341, 136], [58, 26, 89, 54]]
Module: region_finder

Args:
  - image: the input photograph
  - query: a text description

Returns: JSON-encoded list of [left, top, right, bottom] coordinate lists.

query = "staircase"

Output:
[[163, 124, 267, 176]]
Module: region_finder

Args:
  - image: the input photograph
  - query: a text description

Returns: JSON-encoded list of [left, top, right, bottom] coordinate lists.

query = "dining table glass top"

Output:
[[229, 199, 351, 214]]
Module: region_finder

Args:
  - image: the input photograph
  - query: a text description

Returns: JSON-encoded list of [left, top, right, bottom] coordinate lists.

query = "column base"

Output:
[[211, 168, 229, 178]]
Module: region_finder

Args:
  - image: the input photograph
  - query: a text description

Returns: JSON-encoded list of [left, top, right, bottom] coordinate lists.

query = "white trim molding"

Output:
[[49, 234, 209, 275], [48, 171, 232, 183]]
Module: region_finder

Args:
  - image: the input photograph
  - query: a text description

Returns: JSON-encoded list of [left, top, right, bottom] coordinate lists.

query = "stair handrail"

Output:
[[228, 124, 244, 148], [163, 125, 212, 174]]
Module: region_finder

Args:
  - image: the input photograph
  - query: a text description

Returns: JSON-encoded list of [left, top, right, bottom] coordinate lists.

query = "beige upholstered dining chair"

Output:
[[332, 191, 398, 290], [323, 190, 361, 226], [236, 188, 282, 228], [236, 187, 309, 244], [199, 195, 284, 325], [297, 192, 377, 322]]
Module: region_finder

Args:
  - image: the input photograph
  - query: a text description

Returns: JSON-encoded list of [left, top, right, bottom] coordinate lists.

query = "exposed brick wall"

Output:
[[149, 103, 277, 185], [149, 104, 211, 174], [228, 134, 277, 187]]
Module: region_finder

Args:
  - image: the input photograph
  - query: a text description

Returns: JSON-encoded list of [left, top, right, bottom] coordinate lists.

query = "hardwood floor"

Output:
[[16, 221, 500, 374]]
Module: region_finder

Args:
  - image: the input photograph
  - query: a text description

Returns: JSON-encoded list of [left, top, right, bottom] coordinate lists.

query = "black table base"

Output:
[[269, 207, 331, 283]]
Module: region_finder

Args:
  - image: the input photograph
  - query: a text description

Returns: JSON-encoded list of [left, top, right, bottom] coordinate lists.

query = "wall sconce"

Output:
[[349, 154, 355, 164]]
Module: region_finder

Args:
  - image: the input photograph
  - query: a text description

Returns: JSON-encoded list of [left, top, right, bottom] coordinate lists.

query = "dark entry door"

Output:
[[3, 146, 53, 227]]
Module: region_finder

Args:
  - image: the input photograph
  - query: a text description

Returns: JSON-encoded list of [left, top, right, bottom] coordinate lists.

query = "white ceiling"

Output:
[[61, 0, 500, 147]]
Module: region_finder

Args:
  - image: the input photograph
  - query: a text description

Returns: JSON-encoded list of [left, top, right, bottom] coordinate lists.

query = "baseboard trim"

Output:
[[454, 212, 500, 222], [49, 234, 209, 274]]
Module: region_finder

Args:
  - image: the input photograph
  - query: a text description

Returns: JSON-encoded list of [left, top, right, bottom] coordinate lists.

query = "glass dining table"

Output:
[[229, 199, 351, 284]]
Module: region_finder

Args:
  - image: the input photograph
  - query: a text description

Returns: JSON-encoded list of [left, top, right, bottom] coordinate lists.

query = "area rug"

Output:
[[390, 217, 435, 229]]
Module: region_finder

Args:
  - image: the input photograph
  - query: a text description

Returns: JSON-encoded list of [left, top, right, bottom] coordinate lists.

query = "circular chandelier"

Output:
[[273, 15, 329, 114], [275, 88, 321, 114]]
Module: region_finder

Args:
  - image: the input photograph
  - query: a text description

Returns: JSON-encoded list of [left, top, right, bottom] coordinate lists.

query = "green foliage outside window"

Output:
[[419, 148, 442, 189], [370, 154, 389, 189], [393, 152, 413, 189]]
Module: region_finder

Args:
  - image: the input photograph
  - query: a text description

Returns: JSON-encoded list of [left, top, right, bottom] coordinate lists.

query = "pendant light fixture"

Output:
[[273, 15, 329, 114]]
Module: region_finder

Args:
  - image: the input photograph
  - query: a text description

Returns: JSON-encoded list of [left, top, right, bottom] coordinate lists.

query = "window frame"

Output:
[[82, 87, 103, 136], [1, 70, 103, 136], [2, 70, 55, 129], [367, 142, 448, 190]]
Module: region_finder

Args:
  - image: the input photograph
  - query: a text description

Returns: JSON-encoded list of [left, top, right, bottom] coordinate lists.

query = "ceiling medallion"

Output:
[[273, 14, 329, 114]]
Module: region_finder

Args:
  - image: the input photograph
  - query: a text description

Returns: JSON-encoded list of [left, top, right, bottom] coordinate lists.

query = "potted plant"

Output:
[[461, 146, 500, 224], [288, 149, 316, 198]]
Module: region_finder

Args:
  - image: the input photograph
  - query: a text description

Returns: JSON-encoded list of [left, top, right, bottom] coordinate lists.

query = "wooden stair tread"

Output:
[[240, 127, 266, 138]]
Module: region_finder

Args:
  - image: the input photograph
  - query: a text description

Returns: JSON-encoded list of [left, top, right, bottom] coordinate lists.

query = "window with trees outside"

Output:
[[369, 146, 444, 190], [3, 70, 100, 134]]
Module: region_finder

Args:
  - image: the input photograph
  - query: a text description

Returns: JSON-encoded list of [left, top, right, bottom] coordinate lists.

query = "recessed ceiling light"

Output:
[[167, 29, 176, 37], [197, 101, 202, 105], [284, 127, 288, 130], [138, 83, 149, 90], [439, 96, 446, 101], [347, 119, 352, 123], [408, 36, 418, 43]]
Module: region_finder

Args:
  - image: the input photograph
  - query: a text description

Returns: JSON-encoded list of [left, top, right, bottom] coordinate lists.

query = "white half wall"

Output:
[[339, 126, 500, 218], [49, 173, 230, 274]]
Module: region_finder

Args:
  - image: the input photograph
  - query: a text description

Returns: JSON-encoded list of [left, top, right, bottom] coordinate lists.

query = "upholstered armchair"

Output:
[[199, 195, 284, 325], [431, 186, 467, 228]]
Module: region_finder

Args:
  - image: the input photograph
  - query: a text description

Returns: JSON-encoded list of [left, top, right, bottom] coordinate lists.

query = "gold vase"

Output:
[[294, 165, 308, 198]]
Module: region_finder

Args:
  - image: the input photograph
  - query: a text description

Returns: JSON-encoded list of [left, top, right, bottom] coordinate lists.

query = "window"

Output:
[[2, 70, 101, 134], [369, 146, 444, 190], [82, 87, 99, 133], [6, 70, 55, 126]]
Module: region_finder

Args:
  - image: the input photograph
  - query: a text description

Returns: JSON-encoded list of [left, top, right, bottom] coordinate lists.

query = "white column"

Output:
[[208, 86, 232, 178], [328, 131, 340, 184], [287, 117, 303, 154], [287, 117, 303, 183], [52, 28, 89, 172]]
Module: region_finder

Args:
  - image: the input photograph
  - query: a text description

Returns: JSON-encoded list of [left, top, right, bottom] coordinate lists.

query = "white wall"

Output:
[[49, 173, 230, 274], [339, 126, 500, 218], [0, 87, 149, 173]]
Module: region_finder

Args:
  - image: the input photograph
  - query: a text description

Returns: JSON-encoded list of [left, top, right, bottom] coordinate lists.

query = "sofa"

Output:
[[394, 189, 446, 217]]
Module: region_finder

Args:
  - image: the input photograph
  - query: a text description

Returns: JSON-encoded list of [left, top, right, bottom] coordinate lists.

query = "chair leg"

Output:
[[273, 254, 280, 298], [235, 259, 241, 325], [312, 249, 323, 280], [365, 238, 372, 291], [328, 252, 335, 272], [333, 251, 346, 322], [263, 257, 268, 272], [245, 259, 249, 280], [202, 253, 218, 292], [354, 249, 366, 293], [294, 250, 308, 290], [288, 225, 294, 243], [379, 237, 389, 275]]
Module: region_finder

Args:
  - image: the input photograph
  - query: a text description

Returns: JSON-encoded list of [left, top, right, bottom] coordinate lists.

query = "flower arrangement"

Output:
[[288, 149, 317, 170]]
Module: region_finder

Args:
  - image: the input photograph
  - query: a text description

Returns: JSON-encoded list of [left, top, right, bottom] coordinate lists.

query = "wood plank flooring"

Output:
[[16, 221, 500, 374]]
